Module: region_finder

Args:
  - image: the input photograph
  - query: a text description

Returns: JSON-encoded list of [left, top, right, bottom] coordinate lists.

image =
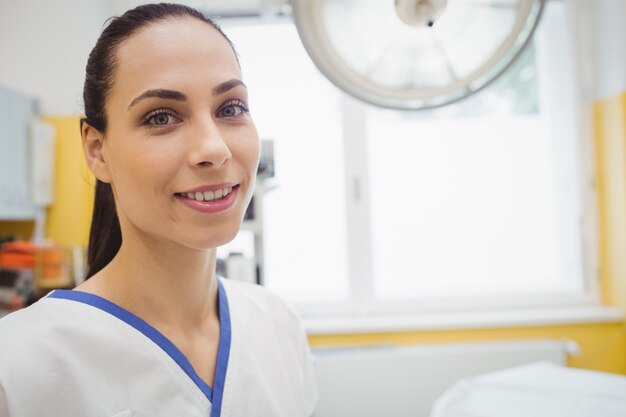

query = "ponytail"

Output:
[[85, 180, 121, 279]]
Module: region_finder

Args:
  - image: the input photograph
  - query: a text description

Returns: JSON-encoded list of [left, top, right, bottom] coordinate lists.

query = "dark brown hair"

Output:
[[81, 3, 236, 279]]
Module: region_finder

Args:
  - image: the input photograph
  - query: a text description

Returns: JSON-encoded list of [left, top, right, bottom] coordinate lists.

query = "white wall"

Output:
[[0, 0, 268, 115], [0, 0, 109, 115], [312, 340, 571, 417], [577, 0, 626, 100], [593, 0, 626, 99]]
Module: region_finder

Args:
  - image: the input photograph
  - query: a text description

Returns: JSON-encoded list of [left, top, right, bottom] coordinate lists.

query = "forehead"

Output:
[[110, 17, 241, 102]]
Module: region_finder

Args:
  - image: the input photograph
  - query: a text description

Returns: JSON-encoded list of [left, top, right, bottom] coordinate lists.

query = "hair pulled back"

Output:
[[82, 3, 235, 279]]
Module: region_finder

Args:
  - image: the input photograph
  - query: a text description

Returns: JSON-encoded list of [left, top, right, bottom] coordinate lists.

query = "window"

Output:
[[220, 1, 597, 315], [218, 21, 349, 302]]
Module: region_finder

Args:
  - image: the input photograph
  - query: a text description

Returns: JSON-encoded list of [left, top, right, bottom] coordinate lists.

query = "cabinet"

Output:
[[0, 87, 37, 220]]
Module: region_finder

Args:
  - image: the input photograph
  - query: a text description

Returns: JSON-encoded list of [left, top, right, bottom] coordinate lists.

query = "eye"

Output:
[[142, 109, 181, 127], [217, 100, 249, 118]]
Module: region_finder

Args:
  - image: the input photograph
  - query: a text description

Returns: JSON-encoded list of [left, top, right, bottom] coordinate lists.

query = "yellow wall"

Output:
[[42, 116, 94, 247], [594, 93, 626, 310], [0, 116, 93, 245], [309, 322, 625, 374]]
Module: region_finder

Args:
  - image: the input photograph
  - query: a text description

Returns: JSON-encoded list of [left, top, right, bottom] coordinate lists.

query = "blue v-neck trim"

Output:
[[211, 279, 231, 417], [48, 278, 231, 414]]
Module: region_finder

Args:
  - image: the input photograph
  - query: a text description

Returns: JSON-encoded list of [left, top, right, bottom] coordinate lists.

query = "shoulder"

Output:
[[0, 297, 71, 385], [220, 279, 318, 415], [220, 278, 301, 324], [0, 293, 124, 372], [220, 278, 307, 347], [0, 298, 55, 355]]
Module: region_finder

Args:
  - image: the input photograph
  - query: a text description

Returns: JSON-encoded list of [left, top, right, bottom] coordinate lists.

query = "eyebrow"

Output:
[[128, 89, 186, 110], [213, 79, 246, 96], [127, 79, 247, 111]]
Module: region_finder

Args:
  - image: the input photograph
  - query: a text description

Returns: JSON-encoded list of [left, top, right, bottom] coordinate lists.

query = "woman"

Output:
[[0, 3, 317, 417]]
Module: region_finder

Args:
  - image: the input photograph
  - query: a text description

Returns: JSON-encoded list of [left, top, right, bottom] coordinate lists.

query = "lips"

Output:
[[175, 184, 240, 214]]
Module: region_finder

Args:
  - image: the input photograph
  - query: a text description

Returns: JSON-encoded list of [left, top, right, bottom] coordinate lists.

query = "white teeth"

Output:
[[183, 186, 234, 202]]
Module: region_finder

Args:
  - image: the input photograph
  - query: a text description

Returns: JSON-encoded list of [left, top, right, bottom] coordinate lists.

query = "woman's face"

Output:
[[97, 17, 259, 250]]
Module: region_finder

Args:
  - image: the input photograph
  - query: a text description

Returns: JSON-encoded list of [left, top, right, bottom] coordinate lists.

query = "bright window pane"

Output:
[[368, 114, 582, 298], [223, 22, 349, 302], [366, 3, 585, 300]]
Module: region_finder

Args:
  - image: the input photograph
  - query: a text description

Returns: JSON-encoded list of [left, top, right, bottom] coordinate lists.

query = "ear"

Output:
[[81, 120, 112, 183]]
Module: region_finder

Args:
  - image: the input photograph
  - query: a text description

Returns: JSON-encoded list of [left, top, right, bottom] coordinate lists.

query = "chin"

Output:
[[185, 225, 242, 251]]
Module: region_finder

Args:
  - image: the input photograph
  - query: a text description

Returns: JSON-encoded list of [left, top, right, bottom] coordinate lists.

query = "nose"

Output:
[[187, 116, 232, 168]]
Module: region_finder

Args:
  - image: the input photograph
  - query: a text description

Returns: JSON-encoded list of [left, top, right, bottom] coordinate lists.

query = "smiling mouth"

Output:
[[175, 185, 239, 202]]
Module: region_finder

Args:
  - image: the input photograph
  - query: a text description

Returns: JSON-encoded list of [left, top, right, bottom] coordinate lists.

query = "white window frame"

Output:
[[221, 0, 602, 321], [291, 0, 601, 319]]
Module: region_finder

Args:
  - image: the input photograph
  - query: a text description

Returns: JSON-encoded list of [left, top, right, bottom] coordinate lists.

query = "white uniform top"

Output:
[[0, 278, 318, 417]]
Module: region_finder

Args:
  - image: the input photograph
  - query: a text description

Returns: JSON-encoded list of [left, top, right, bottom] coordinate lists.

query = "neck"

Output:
[[86, 231, 219, 333]]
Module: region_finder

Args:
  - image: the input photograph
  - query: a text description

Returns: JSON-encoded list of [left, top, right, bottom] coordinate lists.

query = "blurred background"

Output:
[[1, 1, 625, 416]]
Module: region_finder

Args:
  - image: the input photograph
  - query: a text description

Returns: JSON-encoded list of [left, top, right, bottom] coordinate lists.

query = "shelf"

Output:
[[0, 211, 36, 221]]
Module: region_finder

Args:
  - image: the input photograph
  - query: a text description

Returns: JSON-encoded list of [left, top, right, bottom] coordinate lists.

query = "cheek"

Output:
[[235, 129, 261, 173], [244, 140, 261, 172], [106, 137, 180, 199], [108, 147, 144, 188], [108, 147, 179, 230]]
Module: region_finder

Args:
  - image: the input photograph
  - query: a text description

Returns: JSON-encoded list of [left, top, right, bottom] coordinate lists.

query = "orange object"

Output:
[[0, 241, 67, 281], [0, 241, 36, 269], [39, 247, 65, 279]]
